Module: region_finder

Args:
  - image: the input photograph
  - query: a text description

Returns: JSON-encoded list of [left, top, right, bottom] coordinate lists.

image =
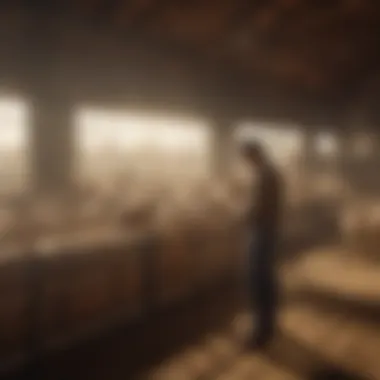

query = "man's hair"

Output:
[[240, 140, 265, 160]]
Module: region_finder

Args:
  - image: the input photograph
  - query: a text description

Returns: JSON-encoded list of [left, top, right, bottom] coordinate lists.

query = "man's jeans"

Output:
[[247, 229, 278, 339]]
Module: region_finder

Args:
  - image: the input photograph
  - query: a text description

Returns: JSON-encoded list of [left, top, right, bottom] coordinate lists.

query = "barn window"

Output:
[[74, 107, 212, 191], [234, 121, 302, 168], [0, 96, 29, 202]]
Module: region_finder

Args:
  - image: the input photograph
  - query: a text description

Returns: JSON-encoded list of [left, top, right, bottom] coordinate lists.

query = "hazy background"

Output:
[[0, 95, 339, 198]]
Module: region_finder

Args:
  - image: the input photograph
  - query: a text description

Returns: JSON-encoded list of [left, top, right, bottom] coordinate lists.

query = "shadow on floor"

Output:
[[310, 369, 371, 380], [286, 287, 380, 325], [28, 282, 240, 380], [264, 332, 370, 380]]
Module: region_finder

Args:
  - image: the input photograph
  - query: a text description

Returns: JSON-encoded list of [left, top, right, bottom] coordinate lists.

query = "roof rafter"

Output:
[[125, 0, 174, 34], [92, 0, 125, 28], [211, 0, 269, 52]]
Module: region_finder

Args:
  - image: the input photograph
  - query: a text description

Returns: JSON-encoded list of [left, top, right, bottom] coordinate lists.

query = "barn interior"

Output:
[[1, 1, 380, 379]]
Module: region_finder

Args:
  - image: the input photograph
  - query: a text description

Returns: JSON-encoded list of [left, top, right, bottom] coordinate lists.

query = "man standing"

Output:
[[241, 141, 283, 349]]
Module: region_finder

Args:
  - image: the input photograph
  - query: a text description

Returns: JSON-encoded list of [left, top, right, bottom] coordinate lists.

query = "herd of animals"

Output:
[[0, 171, 253, 372], [0, 162, 379, 373]]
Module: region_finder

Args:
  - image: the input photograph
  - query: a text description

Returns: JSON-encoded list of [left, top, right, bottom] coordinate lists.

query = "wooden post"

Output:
[[210, 117, 234, 178], [20, 3, 74, 197], [336, 131, 353, 183], [18, 4, 74, 377], [30, 95, 73, 196], [299, 129, 317, 198]]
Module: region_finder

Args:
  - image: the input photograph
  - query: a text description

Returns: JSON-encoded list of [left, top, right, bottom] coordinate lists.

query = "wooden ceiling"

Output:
[[2, 0, 380, 125]]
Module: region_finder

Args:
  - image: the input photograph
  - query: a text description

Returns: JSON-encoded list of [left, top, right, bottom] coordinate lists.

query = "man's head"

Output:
[[240, 140, 267, 168]]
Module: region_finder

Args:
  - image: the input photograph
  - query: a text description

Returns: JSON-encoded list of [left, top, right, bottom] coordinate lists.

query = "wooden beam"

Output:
[[92, 0, 174, 31], [7, 0, 357, 127], [209, 0, 269, 53], [222, 0, 265, 39], [125, 0, 175, 34], [93, 0, 125, 28], [21, 0, 67, 16]]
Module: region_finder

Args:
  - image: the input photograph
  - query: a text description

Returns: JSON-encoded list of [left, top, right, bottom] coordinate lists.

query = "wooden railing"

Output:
[[0, 219, 244, 377]]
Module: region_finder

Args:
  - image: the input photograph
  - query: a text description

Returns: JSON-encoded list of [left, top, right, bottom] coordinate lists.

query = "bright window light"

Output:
[[0, 96, 29, 198], [235, 122, 302, 164], [316, 132, 337, 157], [75, 108, 212, 184]]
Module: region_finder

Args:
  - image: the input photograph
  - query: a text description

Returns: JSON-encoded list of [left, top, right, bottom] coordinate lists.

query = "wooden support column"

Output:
[[22, 4, 74, 197], [299, 128, 318, 196], [210, 117, 234, 178], [336, 131, 353, 181], [371, 133, 380, 191], [302, 129, 318, 172], [371, 132, 380, 161], [31, 95, 73, 195]]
